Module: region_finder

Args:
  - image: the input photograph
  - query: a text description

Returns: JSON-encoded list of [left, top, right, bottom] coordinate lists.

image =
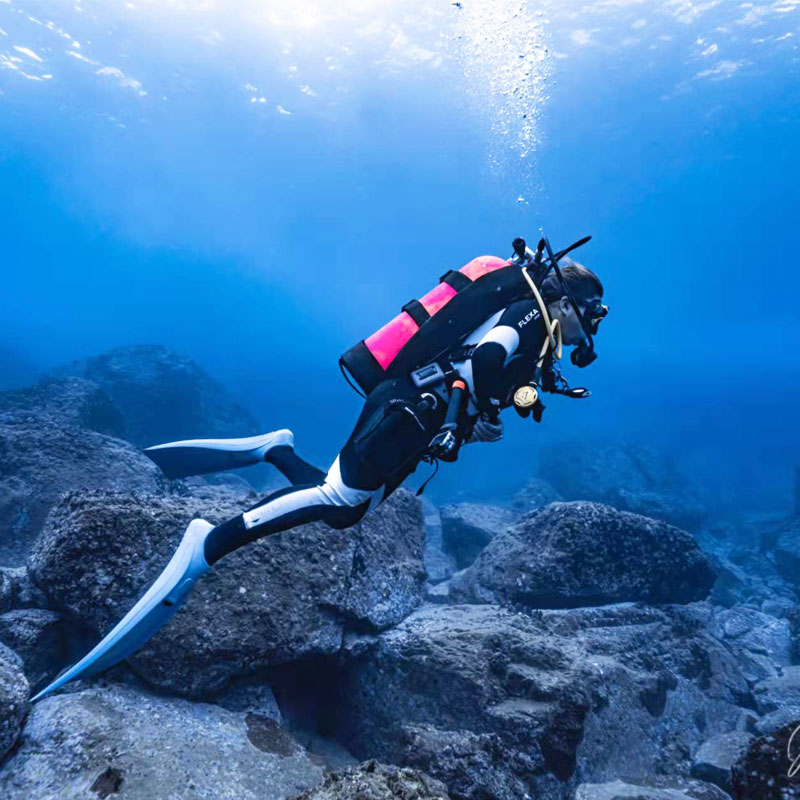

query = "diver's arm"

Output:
[[471, 329, 518, 416], [471, 299, 546, 416]]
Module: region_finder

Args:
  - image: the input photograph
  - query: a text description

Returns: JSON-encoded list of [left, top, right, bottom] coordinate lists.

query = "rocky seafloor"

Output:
[[0, 344, 798, 800]]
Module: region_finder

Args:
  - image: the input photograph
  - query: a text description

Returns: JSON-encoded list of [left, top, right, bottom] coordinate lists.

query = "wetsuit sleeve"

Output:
[[471, 300, 543, 415]]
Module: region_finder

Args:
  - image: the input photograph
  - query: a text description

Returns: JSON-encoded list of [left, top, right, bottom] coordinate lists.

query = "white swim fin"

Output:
[[143, 429, 294, 479], [31, 518, 214, 703]]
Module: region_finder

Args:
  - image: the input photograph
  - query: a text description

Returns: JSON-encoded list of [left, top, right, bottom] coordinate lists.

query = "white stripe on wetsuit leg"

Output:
[[242, 456, 384, 530]]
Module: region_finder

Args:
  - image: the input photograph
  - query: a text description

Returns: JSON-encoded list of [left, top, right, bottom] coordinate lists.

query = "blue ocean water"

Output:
[[1, 1, 798, 507]]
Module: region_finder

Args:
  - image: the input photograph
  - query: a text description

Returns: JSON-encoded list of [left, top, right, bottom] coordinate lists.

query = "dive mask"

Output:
[[583, 300, 609, 336], [571, 300, 608, 367]]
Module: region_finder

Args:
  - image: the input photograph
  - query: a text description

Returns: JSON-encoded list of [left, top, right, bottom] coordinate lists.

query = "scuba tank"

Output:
[[340, 234, 592, 397]]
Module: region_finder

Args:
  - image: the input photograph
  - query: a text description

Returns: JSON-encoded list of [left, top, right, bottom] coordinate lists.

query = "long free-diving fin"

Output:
[[143, 429, 294, 480], [31, 518, 214, 703]]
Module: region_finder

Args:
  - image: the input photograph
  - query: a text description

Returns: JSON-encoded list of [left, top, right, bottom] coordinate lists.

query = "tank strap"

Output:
[[439, 269, 472, 292], [402, 299, 432, 328]]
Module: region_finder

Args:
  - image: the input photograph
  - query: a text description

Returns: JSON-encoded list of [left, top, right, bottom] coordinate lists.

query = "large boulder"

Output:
[[30, 487, 427, 697], [290, 759, 451, 800], [0, 683, 325, 799], [439, 503, 518, 569], [0, 640, 28, 761], [690, 731, 754, 794], [541, 442, 707, 530], [0, 376, 125, 437], [703, 607, 791, 683], [730, 720, 800, 799], [450, 502, 715, 609], [0, 403, 162, 565], [331, 602, 751, 800], [752, 666, 800, 718], [51, 345, 260, 447]]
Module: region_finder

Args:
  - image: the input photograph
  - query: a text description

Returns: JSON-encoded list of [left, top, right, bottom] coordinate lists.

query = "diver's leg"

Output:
[[265, 445, 326, 485], [206, 380, 445, 562], [203, 456, 380, 564], [33, 381, 439, 702]]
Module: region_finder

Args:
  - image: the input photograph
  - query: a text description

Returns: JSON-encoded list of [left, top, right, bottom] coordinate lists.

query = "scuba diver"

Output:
[[31, 235, 608, 702]]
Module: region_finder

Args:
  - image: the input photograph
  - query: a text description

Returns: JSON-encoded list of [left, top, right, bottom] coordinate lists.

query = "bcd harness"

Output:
[[339, 233, 604, 468]]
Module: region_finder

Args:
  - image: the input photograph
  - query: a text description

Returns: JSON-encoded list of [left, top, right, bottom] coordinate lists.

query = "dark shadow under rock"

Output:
[[439, 503, 518, 569], [0, 608, 95, 694]]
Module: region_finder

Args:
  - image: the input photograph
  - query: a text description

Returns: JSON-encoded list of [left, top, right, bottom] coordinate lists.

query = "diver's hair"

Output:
[[541, 262, 603, 305]]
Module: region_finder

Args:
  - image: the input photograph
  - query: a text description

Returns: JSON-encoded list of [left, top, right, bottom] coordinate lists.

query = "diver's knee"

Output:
[[324, 502, 369, 530]]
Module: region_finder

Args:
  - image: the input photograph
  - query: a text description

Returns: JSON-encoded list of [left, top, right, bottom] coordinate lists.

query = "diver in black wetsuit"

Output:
[[203, 262, 606, 563], [31, 253, 606, 703]]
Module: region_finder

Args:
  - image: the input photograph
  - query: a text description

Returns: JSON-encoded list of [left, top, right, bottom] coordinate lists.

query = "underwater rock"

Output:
[[421, 500, 456, 585], [730, 720, 800, 799], [29, 487, 426, 697], [289, 759, 452, 800], [0, 609, 92, 695], [332, 602, 749, 800], [0, 641, 28, 761], [575, 777, 732, 799], [0, 408, 162, 565], [50, 344, 260, 448], [754, 707, 800, 736], [0, 376, 126, 438], [541, 442, 707, 530], [334, 604, 596, 799], [703, 606, 791, 683], [0, 683, 325, 799], [439, 502, 517, 569], [0, 570, 10, 613], [511, 476, 563, 513], [690, 731, 754, 794], [449, 502, 715, 609], [752, 666, 800, 717], [774, 517, 800, 587], [0, 566, 49, 610]]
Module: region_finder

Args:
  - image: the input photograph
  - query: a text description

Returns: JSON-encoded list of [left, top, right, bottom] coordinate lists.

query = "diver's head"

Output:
[[542, 262, 606, 348]]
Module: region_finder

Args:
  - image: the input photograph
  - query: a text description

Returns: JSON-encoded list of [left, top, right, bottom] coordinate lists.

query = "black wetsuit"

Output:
[[204, 299, 547, 564]]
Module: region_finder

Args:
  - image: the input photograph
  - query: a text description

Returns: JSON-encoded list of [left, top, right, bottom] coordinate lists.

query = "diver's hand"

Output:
[[468, 413, 504, 443]]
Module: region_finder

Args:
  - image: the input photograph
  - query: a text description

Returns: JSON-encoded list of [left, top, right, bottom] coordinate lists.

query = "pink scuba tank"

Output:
[[340, 255, 529, 396]]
